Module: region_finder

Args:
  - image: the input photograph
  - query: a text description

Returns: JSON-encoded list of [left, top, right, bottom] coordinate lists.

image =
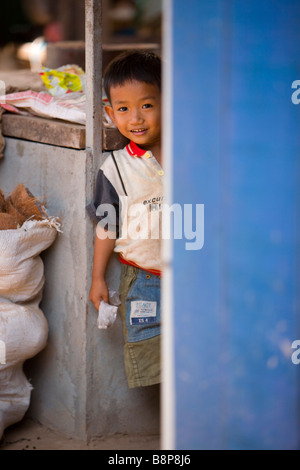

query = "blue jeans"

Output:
[[119, 264, 161, 343], [119, 264, 161, 388]]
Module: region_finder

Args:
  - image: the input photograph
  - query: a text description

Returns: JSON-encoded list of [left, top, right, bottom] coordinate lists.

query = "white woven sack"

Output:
[[0, 219, 59, 303], [0, 218, 60, 439], [0, 300, 48, 438]]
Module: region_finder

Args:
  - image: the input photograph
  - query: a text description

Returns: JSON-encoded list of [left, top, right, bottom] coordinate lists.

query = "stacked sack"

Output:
[[0, 184, 60, 439]]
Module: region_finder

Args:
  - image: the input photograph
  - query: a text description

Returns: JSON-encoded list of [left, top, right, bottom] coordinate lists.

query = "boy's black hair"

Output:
[[103, 50, 161, 103]]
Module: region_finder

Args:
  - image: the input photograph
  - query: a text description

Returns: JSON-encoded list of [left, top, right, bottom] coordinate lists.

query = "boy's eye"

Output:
[[118, 106, 128, 112], [142, 103, 153, 109]]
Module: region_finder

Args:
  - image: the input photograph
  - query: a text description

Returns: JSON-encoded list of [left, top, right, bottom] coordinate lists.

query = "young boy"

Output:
[[86, 50, 163, 388]]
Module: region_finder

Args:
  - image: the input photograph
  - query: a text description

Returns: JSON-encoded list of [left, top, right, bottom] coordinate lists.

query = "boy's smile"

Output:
[[105, 80, 161, 160]]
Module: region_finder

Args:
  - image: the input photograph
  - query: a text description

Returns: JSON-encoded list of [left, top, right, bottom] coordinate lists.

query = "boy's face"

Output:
[[105, 80, 161, 152]]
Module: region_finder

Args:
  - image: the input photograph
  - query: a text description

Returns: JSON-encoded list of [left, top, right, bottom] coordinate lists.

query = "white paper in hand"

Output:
[[97, 290, 121, 329]]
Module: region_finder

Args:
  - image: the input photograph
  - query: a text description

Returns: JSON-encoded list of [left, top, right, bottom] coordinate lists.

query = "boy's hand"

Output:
[[89, 229, 115, 311], [89, 277, 109, 311]]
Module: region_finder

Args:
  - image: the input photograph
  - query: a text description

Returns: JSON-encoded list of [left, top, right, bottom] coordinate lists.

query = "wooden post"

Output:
[[85, 0, 102, 167]]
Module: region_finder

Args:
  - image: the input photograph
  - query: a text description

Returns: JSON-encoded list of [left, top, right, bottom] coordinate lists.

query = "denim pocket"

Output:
[[124, 269, 161, 343]]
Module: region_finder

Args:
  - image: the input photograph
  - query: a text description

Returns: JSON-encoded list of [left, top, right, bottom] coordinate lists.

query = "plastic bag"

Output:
[[97, 290, 121, 329], [40, 64, 85, 96]]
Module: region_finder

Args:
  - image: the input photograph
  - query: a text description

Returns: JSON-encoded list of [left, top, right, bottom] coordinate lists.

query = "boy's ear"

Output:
[[105, 105, 116, 125]]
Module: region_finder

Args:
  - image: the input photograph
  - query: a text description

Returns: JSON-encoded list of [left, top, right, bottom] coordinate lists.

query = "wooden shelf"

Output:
[[1, 113, 128, 151]]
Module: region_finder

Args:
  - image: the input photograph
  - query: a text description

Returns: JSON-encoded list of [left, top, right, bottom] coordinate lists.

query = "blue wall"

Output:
[[171, 0, 300, 449]]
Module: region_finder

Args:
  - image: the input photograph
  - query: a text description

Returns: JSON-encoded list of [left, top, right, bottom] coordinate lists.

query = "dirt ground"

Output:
[[0, 417, 160, 451]]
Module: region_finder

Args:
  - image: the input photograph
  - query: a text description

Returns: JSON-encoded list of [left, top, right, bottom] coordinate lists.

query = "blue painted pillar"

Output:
[[168, 0, 300, 449]]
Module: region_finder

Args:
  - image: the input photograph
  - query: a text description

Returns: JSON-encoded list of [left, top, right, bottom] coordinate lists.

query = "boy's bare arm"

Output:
[[89, 228, 116, 311]]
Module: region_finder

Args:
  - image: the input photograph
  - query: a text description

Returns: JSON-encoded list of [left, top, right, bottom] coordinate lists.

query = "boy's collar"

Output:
[[126, 141, 147, 157]]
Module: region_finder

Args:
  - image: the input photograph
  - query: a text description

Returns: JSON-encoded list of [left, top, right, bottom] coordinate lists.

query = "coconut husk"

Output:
[[8, 184, 48, 221], [0, 212, 18, 230], [5, 198, 27, 226], [0, 189, 6, 212]]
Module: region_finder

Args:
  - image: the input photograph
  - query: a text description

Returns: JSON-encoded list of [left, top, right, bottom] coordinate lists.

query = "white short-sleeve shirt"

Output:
[[87, 141, 164, 275]]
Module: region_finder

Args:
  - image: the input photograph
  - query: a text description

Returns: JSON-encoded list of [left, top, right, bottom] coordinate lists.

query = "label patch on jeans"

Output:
[[130, 301, 157, 325]]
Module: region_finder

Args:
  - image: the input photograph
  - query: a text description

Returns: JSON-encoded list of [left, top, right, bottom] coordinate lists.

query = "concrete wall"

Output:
[[0, 137, 159, 440]]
